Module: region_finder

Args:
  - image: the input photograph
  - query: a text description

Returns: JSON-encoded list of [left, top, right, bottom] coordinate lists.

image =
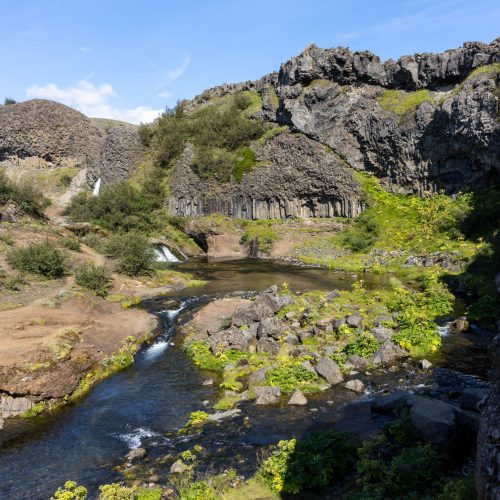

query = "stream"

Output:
[[0, 259, 491, 499]]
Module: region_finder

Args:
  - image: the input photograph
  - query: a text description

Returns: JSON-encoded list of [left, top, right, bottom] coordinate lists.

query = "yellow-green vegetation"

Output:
[[305, 78, 332, 90], [21, 401, 45, 418], [184, 410, 209, 427], [280, 277, 452, 356], [52, 482, 162, 500], [240, 221, 278, 253], [293, 173, 479, 276], [106, 294, 142, 309], [265, 358, 318, 393], [51, 480, 88, 499], [450, 62, 500, 97], [139, 268, 207, 289], [378, 89, 431, 119], [71, 336, 147, 401], [37, 167, 79, 189], [267, 86, 279, 111]]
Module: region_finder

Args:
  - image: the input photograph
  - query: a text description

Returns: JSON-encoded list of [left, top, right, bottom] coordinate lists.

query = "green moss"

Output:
[[106, 294, 142, 309], [213, 393, 240, 410], [378, 89, 431, 119], [233, 147, 256, 182], [267, 86, 279, 110], [305, 78, 331, 89], [184, 339, 225, 371], [21, 401, 45, 418]]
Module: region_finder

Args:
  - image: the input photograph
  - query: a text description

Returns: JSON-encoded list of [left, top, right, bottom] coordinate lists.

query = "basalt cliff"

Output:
[[168, 38, 499, 221]]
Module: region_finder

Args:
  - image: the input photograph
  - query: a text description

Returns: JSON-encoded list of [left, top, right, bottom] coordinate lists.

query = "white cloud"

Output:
[[26, 80, 162, 124], [79, 46, 92, 53], [157, 91, 172, 99], [166, 56, 191, 80]]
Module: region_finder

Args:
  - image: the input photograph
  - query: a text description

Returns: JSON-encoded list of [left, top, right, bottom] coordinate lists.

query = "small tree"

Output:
[[3, 97, 16, 105]]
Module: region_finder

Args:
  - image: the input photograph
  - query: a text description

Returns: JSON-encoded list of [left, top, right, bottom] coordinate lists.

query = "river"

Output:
[[0, 259, 489, 499]]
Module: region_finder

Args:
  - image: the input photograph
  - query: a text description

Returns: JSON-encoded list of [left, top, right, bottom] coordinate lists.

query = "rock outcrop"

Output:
[[187, 38, 499, 196], [168, 131, 363, 219], [0, 99, 143, 191], [476, 333, 500, 499]]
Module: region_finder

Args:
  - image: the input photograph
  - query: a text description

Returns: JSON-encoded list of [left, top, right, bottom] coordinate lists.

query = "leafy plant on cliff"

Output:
[[51, 481, 88, 500]]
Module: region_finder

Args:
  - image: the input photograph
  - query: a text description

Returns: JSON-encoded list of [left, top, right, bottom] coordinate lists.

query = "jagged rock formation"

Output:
[[168, 131, 363, 219], [189, 38, 500, 195], [0, 99, 143, 190]]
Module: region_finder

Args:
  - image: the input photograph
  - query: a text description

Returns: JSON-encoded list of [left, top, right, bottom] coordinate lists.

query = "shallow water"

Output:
[[0, 260, 490, 499]]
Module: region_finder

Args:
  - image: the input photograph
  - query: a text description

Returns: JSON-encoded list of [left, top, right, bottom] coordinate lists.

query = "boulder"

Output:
[[209, 327, 249, 353], [348, 355, 369, 370], [257, 337, 280, 355], [315, 357, 343, 385], [300, 360, 317, 374], [370, 341, 407, 366], [458, 388, 489, 412], [288, 389, 307, 405], [257, 317, 287, 340], [255, 287, 293, 313], [345, 379, 365, 393], [284, 333, 299, 345], [332, 317, 347, 330], [170, 460, 188, 474], [325, 290, 340, 301], [232, 302, 274, 326], [418, 359, 433, 370], [126, 447, 147, 461], [254, 386, 281, 405], [450, 316, 469, 333], [346, 313, 363, 328], [207, 409, 241, 422], [371, 391, 411, 414], [248, 366, 271, 386], [370, 326, 393, 342], [408, 395, 459, 448]]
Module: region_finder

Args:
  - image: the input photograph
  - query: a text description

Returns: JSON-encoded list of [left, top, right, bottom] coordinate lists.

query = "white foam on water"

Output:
[[154, 244, 179, 263], [92, 178, 101, 196], [116, 427, 160, 449], [437, 322, 452, 337]]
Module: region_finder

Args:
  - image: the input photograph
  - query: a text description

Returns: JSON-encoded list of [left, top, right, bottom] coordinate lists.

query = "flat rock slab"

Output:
[[254, 386, 281, 405]]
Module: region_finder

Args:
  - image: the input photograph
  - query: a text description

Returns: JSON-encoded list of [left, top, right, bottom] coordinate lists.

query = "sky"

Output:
[[1, 0, 498, 123]]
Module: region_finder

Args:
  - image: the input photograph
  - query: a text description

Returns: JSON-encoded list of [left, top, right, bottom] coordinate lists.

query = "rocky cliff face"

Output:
[[188, 38, 499, 196], [168, 131, 363, 219], [0, 99, 143, 190]]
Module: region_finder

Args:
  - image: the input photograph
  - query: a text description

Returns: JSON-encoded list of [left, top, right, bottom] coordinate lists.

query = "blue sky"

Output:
[[1, 0, 498, 123]]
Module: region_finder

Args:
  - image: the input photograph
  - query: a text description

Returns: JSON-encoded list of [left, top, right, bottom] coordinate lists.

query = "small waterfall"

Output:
[[154, 244, 180, 263], [436, 321, 452, 337], [92, 178, 101, 196]]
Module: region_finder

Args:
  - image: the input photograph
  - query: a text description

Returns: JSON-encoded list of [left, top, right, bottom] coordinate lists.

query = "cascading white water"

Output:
[[436, 322, 452, 337], [92, 178, 101, 196], [154, 244, 180, 263]]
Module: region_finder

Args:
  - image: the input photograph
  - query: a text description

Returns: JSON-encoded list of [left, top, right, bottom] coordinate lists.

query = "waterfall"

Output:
[[92, 178, 101, 196], [154, 244, 180, 263]]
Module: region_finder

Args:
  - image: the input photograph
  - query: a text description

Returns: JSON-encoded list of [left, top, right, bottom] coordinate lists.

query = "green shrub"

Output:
[[0, 170, 49, 217], [3, 97, 16, 105], [241, 223, 278, 253], [51, 481, 88, 499], [342, 211, 380, 252], [184, 340, 224, 371], [266, 364, 318, 393], [105, 232, 156, 276], [7, 241, 65, 278], [343, 333, 381, 359], [179, 480, 218, 500], [259, 431, 355, 494], [65, 182, 156, 233], [98, 483, 133, 499], [437, 477, 476, 500], [75, 262, 110, 297], [233, 147, 256, 182], [59, 237, 81, 251], [185, 410, 209, 427]]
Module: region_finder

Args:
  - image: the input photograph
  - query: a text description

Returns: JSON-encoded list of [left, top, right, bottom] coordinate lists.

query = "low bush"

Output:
[[258, 431, 355, 494], [342, 211, 380, 252], [0, 170, 49, 217], [75, 262, 110, 297], [266, 364, 318, 393], [7, 241, 65, 278], [51, 481, 88, 499], [240, 223, 278, 253], [59, 237, 81, 251], [105, 232, 156, 276]]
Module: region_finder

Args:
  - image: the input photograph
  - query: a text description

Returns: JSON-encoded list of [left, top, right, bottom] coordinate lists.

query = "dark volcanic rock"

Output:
[[168, 132, 363, 219]]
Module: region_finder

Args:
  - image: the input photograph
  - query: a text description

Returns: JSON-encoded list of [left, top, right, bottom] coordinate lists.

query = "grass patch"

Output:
[[378, 89, 431, 120], [240, 221, 278, 253]]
